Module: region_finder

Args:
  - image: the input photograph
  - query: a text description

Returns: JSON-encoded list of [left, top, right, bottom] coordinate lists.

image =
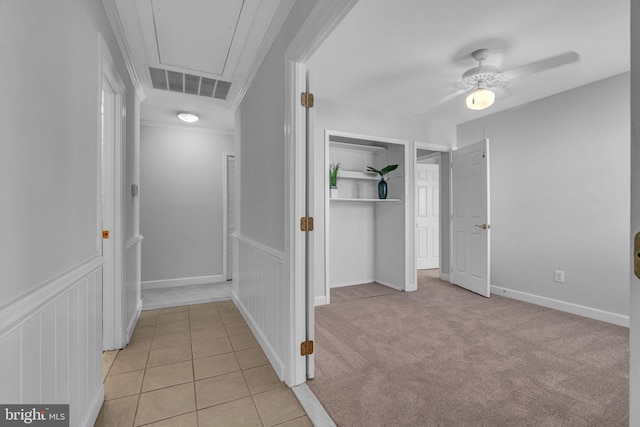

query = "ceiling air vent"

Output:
[[149, 67, 232, 100]]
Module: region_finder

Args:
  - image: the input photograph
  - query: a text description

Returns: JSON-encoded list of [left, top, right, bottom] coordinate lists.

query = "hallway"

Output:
[[98, 301, 311, 426]]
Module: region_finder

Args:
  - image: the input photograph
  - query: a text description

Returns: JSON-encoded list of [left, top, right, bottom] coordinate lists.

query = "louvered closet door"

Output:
[[226, 155, 236, 280]]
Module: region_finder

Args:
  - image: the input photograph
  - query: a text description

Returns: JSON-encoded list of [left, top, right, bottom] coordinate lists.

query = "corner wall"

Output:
[[0, 1, 140, 424], [458, 73, 630, 324]]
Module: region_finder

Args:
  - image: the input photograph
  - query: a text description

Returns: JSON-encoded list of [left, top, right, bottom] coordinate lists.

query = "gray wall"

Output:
[[458, 73, 630, 317], [140, 125, 233, 282]]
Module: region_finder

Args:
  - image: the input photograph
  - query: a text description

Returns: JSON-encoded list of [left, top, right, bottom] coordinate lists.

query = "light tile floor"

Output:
[[97, 301, 312, 427]]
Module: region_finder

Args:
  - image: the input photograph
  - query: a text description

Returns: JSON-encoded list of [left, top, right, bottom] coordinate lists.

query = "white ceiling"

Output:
[[111, 0, 630, 132], [309, 0, 630, 126], [110, 0, 294, 131]]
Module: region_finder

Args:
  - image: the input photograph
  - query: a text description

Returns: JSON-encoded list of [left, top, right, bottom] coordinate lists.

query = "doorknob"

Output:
[[475, 224, 488, 230]]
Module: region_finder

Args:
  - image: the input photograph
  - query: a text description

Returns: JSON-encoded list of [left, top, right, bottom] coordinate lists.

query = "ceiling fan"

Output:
[[447, 48, 580, 110]]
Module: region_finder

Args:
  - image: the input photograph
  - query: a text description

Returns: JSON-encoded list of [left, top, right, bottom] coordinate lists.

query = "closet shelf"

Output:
[[338, 170, 404, 180]]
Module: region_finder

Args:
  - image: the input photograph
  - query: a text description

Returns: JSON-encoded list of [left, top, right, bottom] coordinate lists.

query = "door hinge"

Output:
[[301, 92, 314, 108], [301, 340, 314, 356], [102, 230, 110, 239], [300, 216, 314, 232]]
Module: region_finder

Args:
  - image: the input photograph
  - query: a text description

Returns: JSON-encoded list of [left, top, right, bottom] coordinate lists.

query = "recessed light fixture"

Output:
[[177, 112, 199, 123]]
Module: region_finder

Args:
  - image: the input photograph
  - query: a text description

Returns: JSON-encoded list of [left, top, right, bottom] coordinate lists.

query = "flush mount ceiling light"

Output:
[[177, 112, 199, 123], [465, 82, 495, 110]]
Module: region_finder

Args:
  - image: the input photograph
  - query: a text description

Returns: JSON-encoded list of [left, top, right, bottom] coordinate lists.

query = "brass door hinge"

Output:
[[300, 217, 314, 232], [301, 92, 314, 108], [102, 230, 110, 239], [301, 340, 314, 356]]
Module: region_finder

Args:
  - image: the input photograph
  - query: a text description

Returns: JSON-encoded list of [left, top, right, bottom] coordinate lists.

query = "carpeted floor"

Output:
[[308, 269, 629, 427]]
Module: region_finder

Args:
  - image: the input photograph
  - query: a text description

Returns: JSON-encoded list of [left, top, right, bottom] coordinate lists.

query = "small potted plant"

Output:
[[329, 163, 340, 198], [366, 164, 398, 199]]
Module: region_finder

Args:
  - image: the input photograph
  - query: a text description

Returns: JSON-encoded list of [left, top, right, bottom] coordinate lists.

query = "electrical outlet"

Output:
[[554, 270, 565, 283]]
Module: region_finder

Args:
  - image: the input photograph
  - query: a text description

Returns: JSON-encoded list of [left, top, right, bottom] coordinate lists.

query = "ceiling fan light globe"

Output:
[[466, 88, 495, 110]]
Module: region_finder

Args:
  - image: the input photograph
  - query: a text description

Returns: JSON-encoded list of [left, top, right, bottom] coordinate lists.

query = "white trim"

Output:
[[230, 0, 297, 113], [232, 291, 285, 379], [375, 279, 404, 292], [0, 256, 105, 338], [414, 141, 455, 152], [142, 275, 226, 290], [492, 285, 630, 327], [441, 273, 451, 282], [291, 383, 337, 427], [314, 296, 327, 306], [100, 0, 145, 101], [327, 129, 410, 147], [285, 0, 360, 62], [125, 300, 142, 343], [99, 33, 127, 350], [283, 0, 361, 387], [80, 384, 105, 427], [330, 279, 376, 288], [223, 153, 236, 282], [233, 234, 285, 262], [140, 120, 234, 136], [125, 234, 144, 250]]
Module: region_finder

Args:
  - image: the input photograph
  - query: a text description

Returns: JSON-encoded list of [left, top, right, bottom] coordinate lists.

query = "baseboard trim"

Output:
[[142, 275, 225, 290], [231, 290, 285, 380], [491, 285, 630, 327], [330, 279, 376, 288], [125, 300, 143, 344], [80, 383, 104, 427], [314, 296, 327, 306], [441, 273, 451, 282], [375, 280, 404, 292], [292, 383, 336, 427]]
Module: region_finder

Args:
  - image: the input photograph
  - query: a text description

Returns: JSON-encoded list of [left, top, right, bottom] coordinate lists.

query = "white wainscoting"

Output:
[[233, 234, 288, 382], [0, 256, 105, 427]]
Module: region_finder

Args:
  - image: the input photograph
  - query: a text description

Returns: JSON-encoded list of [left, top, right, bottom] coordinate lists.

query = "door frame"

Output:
[[222, 152, 236, 281], [98, 34, 126, 350], [413, 141, 453, 290], [284, 0, 359, 386]]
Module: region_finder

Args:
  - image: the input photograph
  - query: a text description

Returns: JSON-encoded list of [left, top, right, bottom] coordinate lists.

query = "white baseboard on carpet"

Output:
[[491, 285, 629, 327], [315, 296, 327, 306], [441, 273, 451, 282], [376, 279, 403, 291], [142, 275, 225, 290], [231, 290, 285, 380], [330, 278, 376, 288], [404, 282, 417, 292], [292, 383, 336, 427]]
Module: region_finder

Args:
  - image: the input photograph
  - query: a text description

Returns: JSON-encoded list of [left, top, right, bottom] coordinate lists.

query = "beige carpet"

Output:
[[308, 270, 628, 426]]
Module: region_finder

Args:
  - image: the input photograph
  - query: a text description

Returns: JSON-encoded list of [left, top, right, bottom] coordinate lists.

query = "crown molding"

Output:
[[101, 0, 146, 101], [140, 120, 234, 136], [230, 0, 296, 114]]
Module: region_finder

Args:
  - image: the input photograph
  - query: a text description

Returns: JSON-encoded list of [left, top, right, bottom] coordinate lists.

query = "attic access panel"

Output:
[[152, 0, 244, 75]]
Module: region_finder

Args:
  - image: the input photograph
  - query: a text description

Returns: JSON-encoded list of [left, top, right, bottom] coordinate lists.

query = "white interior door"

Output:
[[451, 139, 490, 297], [417, 163, 440, 269]]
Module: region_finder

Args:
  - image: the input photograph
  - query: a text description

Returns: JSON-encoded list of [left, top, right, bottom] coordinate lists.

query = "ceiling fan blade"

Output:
[[433, 87, 470, 107], [503, 51, 580, 79]]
